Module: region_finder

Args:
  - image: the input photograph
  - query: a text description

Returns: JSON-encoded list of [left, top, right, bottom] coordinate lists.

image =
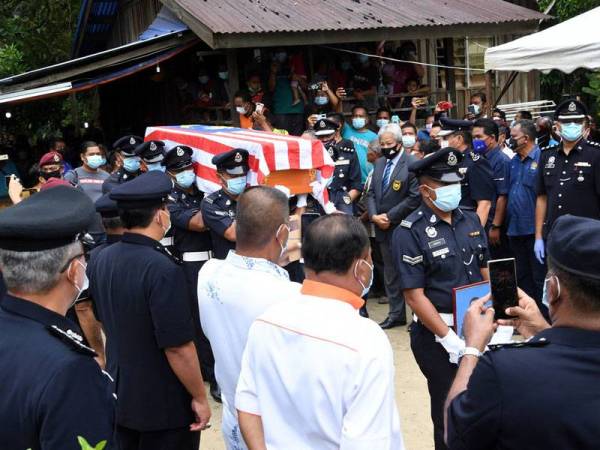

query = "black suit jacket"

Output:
[[367, 151, 421, 241]]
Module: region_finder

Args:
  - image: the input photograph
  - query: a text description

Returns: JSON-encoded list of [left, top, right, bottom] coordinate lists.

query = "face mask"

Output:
[[354, 259, 374, 297], [146, 162, 166, 172], [175, 169, 196, 188], [425, 123, 433, 132], [314, 96, 329, 106], [542, 275, 560, 309], [40, 170, 61, 181], [86, 155, 106, 169], [123, 156, 141, 173], [469, 104, 481, 115], [226, 176, 246, 195], [440, 140, 449, 149], [429, 183, 461, 212], [341, 61, 351, 71], [381, 145, 399, 159], [560, 122, 584, 142], [376, 118, 389, 129], [236, 106, 247, 114], [472, 139, 488, 154], [70, 259, 89, 307], [507, 138, 520, 151], [159, 209, 171, 237], [218, 71, 229, 80], [198, 75, 209, 84], [352, 117, 366, 129], [358, 54, 369, 64], [402, 135, 416, 149], [276, 223, 290, 260]]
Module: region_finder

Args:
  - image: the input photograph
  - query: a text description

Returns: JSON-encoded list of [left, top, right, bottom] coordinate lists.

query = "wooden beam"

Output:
[[443, 38, 457, 117], [227, 49, 240, 127], [159, 0, 216, 48], [485, 71, 493, 115]]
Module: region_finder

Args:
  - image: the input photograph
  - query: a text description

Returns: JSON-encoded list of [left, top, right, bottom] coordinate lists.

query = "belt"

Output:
[[160, 237, 174, 247], [413, 313, 454, 327], [182, 251, 212, 262]]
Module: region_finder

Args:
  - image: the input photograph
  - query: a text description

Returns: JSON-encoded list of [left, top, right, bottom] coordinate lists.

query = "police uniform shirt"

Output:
[[168, 186, 212, 256], [201, 189, 236, 260], [459, 151, 496, 210], [447, 327, 600, 449], [90, 232, 196, 430], [0, 295, 115, 449], [393, 204, 489, 313], [327, 139, 362, 208], [102, 168, 141, 194], [484, 146, 511, 224], [536, 139, 600, 237]]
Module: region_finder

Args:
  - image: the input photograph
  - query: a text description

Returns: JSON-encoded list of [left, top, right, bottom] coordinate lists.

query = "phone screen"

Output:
[[301, 213, 320, 240], [488, 258, 518, 319]]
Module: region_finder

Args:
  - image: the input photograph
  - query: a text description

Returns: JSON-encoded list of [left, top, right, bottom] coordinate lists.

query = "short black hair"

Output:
[[302, 215, 369, 274], [518, 110, 533, 120], [102, 216, 123, 231], [473, 118, 499, 141], [234, 90, 252, 103], [492, 108, 506, 120], [119, 206, 160, 229], [326, 112, 345, 128], [376, 107, 391, 116], [351, 104, 368, 116], [401, 121, 417, 134], [420, 140, 440, 155], [235, 186, 289, 249], [80, 141, 100, 155], [514, 119, 537, 141], [454, 130, 472, 146], [471, 92, 487, 103], [550, 262, 600, 313]]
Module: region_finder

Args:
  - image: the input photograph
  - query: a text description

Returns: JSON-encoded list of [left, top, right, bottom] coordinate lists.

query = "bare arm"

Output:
[[75, 300, 106, 369], [475, 200, 491, 227], [535, 195, 547, 240], [223, 222, 236, 242], [238, 411, 268, 450], [491, 195, 506, 227], [188, 211, 207, 232], [404, 288, 449, 337], [322, 81, 340, 111]]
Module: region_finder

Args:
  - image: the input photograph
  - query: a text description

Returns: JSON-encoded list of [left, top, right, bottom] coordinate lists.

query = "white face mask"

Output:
[[159, 209, 171, 238], [70, 259, 89, 307], [276, 223, 290, 260]]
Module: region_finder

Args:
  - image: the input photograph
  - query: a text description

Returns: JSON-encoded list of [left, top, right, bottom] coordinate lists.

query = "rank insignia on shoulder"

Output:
[[471, 152, 480, 161], [403, 254, 423, 265], [204, 197, 213, 204], [47, 325, 97, 356], [488, 336, 550, 351], [468, 230, 481, 237], [400, 219, 412, 229], [587, 140, 600, 147], [392, 180, 402, 191]]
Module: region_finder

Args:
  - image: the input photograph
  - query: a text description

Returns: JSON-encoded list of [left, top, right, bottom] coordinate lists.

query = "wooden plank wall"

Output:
[[107, 0, 161, 48]]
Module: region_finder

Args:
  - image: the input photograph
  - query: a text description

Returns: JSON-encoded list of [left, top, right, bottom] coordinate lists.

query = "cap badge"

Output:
[[549, 156, 555, 164], [176, 147, 184, 157], [150, 142, 157, 151], [53, 155, 60, 162], [129, 137, 136, 145], [447, 152, 458, 166], [568, 102, 576, 112], [320, 121, 326, 128], [426, 226, 438, 238], [234, 152, 242, 163]]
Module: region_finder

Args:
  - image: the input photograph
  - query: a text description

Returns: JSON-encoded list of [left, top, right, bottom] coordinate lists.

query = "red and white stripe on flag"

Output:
[[144, 125, 335, 195]]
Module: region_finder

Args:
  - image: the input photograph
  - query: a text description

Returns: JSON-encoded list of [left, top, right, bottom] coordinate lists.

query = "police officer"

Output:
[[313, 117, 362, 214], [164, 145, 221, 402], [136, 139, 166, 172], [446, 215, 600, 449], [392, 147, 489, 450], [0, 185, 116, 449], [534, 99, 600, 265], [439, 118, 496, 226], [91, 171, 211, 449], [201, 149, 249, 259], [102, 135, 144, 193]]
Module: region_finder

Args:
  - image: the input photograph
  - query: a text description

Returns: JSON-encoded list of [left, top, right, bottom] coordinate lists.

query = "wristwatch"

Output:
[[459, 347, 483, 359]]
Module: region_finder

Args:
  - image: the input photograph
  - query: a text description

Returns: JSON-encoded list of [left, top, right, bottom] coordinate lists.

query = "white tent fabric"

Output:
[[485, 6, 600, 73]]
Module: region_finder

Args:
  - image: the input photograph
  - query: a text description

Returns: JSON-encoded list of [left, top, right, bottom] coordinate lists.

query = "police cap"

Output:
[[0, 186, 95, 251], [314, 118, 338, 136], [39, 151, 63, 167], [212, 149, 249, 176], [408, 146, 464, 183], [109, 171, 173, 209], [113, 135, 143, 157], [95, 192, 119, 218], [547, 215, 600, 281], [554, 99, 588, 122], [438, 117, 473, 137], [135, 140, 166, 164], [163, 146, 193, 171]]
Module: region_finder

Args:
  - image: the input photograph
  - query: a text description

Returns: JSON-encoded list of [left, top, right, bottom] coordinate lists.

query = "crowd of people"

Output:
[[1, 64, 600, 450]]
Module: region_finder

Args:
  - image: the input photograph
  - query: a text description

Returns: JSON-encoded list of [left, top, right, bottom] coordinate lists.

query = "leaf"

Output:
[[77, 436, 107, 450]]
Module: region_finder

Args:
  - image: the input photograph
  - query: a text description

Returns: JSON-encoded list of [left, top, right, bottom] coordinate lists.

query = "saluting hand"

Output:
[[190, 397, 212, 431]]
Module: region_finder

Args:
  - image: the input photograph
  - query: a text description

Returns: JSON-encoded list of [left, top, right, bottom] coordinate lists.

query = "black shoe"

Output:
[[379, 316, 407, 329], [359, 305, 369, 318], [210, 382, 222, 403]]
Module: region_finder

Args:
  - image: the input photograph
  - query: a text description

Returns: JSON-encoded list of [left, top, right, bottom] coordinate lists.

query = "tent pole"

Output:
[[485, 71, 493, 117], [494, 71, 519, 108]]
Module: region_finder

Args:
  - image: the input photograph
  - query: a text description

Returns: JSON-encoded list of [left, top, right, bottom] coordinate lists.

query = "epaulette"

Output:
[[400, 219, 413, 229], [47, 325, 97, 356], [488, 336, 550, 351], [586, 140, 600, 148], [470, 151, 481, 162], [203, 196, 214, 204], [155, 243, 182, 265]]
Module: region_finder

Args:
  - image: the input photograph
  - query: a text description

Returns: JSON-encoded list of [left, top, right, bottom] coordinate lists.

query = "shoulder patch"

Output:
[[47, 325, 97, 356], [400, 219, 413, 229], [402, 254, 423, 265]]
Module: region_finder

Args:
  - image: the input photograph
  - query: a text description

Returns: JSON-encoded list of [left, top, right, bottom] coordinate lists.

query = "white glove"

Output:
[[435, 329, 465, 365], [309, 181, 337, 214], [296, 194, 308, 208]]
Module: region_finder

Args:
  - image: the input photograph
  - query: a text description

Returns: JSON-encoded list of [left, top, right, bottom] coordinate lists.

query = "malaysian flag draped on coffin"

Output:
[[144, 125, 335, 196]]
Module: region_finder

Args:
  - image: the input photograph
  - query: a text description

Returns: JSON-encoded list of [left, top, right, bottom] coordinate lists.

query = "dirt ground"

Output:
[[199, 300, 434, 450]]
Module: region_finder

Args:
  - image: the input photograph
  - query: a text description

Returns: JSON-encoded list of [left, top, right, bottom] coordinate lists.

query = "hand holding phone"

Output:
[[255, 102, 264, 114], [488, 258, 518, 320]]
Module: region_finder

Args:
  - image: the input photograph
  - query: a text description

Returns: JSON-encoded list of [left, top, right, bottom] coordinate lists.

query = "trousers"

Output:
[[117, 425, 200, 450], [509, 234, 546, 304], [379, 235, 406, 319]]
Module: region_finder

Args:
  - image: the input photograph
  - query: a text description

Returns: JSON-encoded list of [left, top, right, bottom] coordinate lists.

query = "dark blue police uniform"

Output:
[[102, 135, 144, 193], [327, 139, 362, 214], [392, 147, 489, 450]]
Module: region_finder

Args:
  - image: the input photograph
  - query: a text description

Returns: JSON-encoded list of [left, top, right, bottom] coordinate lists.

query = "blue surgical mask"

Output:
[[123, 156, 141, 173], [402, 135, 416, 149], [146, 162, 166, 172], [376, 119, 389, 129], [430, 183, 461, 212], [86, 155, 106, 169], [472, 139, 488, 154], [355, 259, 374, 298], [175, 169, 196, 188], [314, 96, 329, 106], [560, 122, 583, 142], [352, 117, 366, 130], [226, 176, 246, 195]]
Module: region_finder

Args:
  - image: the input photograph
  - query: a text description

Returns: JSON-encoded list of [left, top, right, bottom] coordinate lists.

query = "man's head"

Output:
[[38, 151, 64, 183], [554, 99, 588, 143], [49, 137, 66, 155], [80, 141, 105, 171], [545, 215, 600, 323], [510, 120, 536, 154], [302, 214, 371, 298], [135, 140, 166, 172], [235, 186, 290, 263], [536, 116, 553, 135], [515, 110, 532, 121], [438, 118, 473, 152], [492, 108, 506, 123], [469, 92, 487, 117], [406, 78, 419, 93], [429, 122, 442, 142], [351, 105, 369, 131], [212, 149, 250, 197], [378, 124, 402, 159], [472, 118, 499, 153], [113, 135, 143, 174], [163, 145, 196, 190], [234, 91, 254, 116], [95, 193, 123, 235], [401, 122, 417, 150], [367, 139, 381, 163], [376, 107, 392, 129], [314, 118, 338, 152], [247, 74, 262, 93]]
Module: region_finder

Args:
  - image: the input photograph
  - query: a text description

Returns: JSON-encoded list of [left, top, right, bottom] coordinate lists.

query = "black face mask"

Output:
[[40, 170, 61, 181], [381, 145, 399, 159]]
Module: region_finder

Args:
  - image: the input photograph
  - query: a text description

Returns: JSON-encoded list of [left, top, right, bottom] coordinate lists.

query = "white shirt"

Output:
[[198, 251, 301, 445], [236, 280, 404, 450]]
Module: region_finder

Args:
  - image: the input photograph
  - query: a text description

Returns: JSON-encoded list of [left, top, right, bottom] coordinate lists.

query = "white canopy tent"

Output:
[[485, 6, 600, 74]]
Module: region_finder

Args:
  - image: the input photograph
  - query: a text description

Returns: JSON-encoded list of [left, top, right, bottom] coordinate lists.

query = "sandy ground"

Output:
[[198, 300, 434, 450]]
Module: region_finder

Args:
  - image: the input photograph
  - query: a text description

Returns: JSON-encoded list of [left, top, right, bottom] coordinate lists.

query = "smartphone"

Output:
[[255, 102, 264, 114], [467, 104, 477, 115], [488, 258, 518, 319], [5, 175, 12, 188], [301, 213, 321, 239]]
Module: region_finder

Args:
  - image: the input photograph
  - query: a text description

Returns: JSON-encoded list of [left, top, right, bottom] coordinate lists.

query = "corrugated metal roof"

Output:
[[165, 0, 547, 35]]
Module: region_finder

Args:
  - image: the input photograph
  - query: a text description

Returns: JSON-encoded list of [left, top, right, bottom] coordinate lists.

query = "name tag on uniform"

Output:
[[428, 238, 446, 249], [432, 247, 449, 258], [335, 159, 350, 166], [468, 231, 481, 237], [574, 162, 591, 167], [215, 211, 228, 216]]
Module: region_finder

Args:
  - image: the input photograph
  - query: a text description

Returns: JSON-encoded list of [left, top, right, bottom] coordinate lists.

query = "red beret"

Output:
[[39, 151, 63, 167], [40, 178, 72, 191]]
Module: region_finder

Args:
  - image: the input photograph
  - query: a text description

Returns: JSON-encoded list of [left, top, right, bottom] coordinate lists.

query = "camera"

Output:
[[308, 82, 322, 91]]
